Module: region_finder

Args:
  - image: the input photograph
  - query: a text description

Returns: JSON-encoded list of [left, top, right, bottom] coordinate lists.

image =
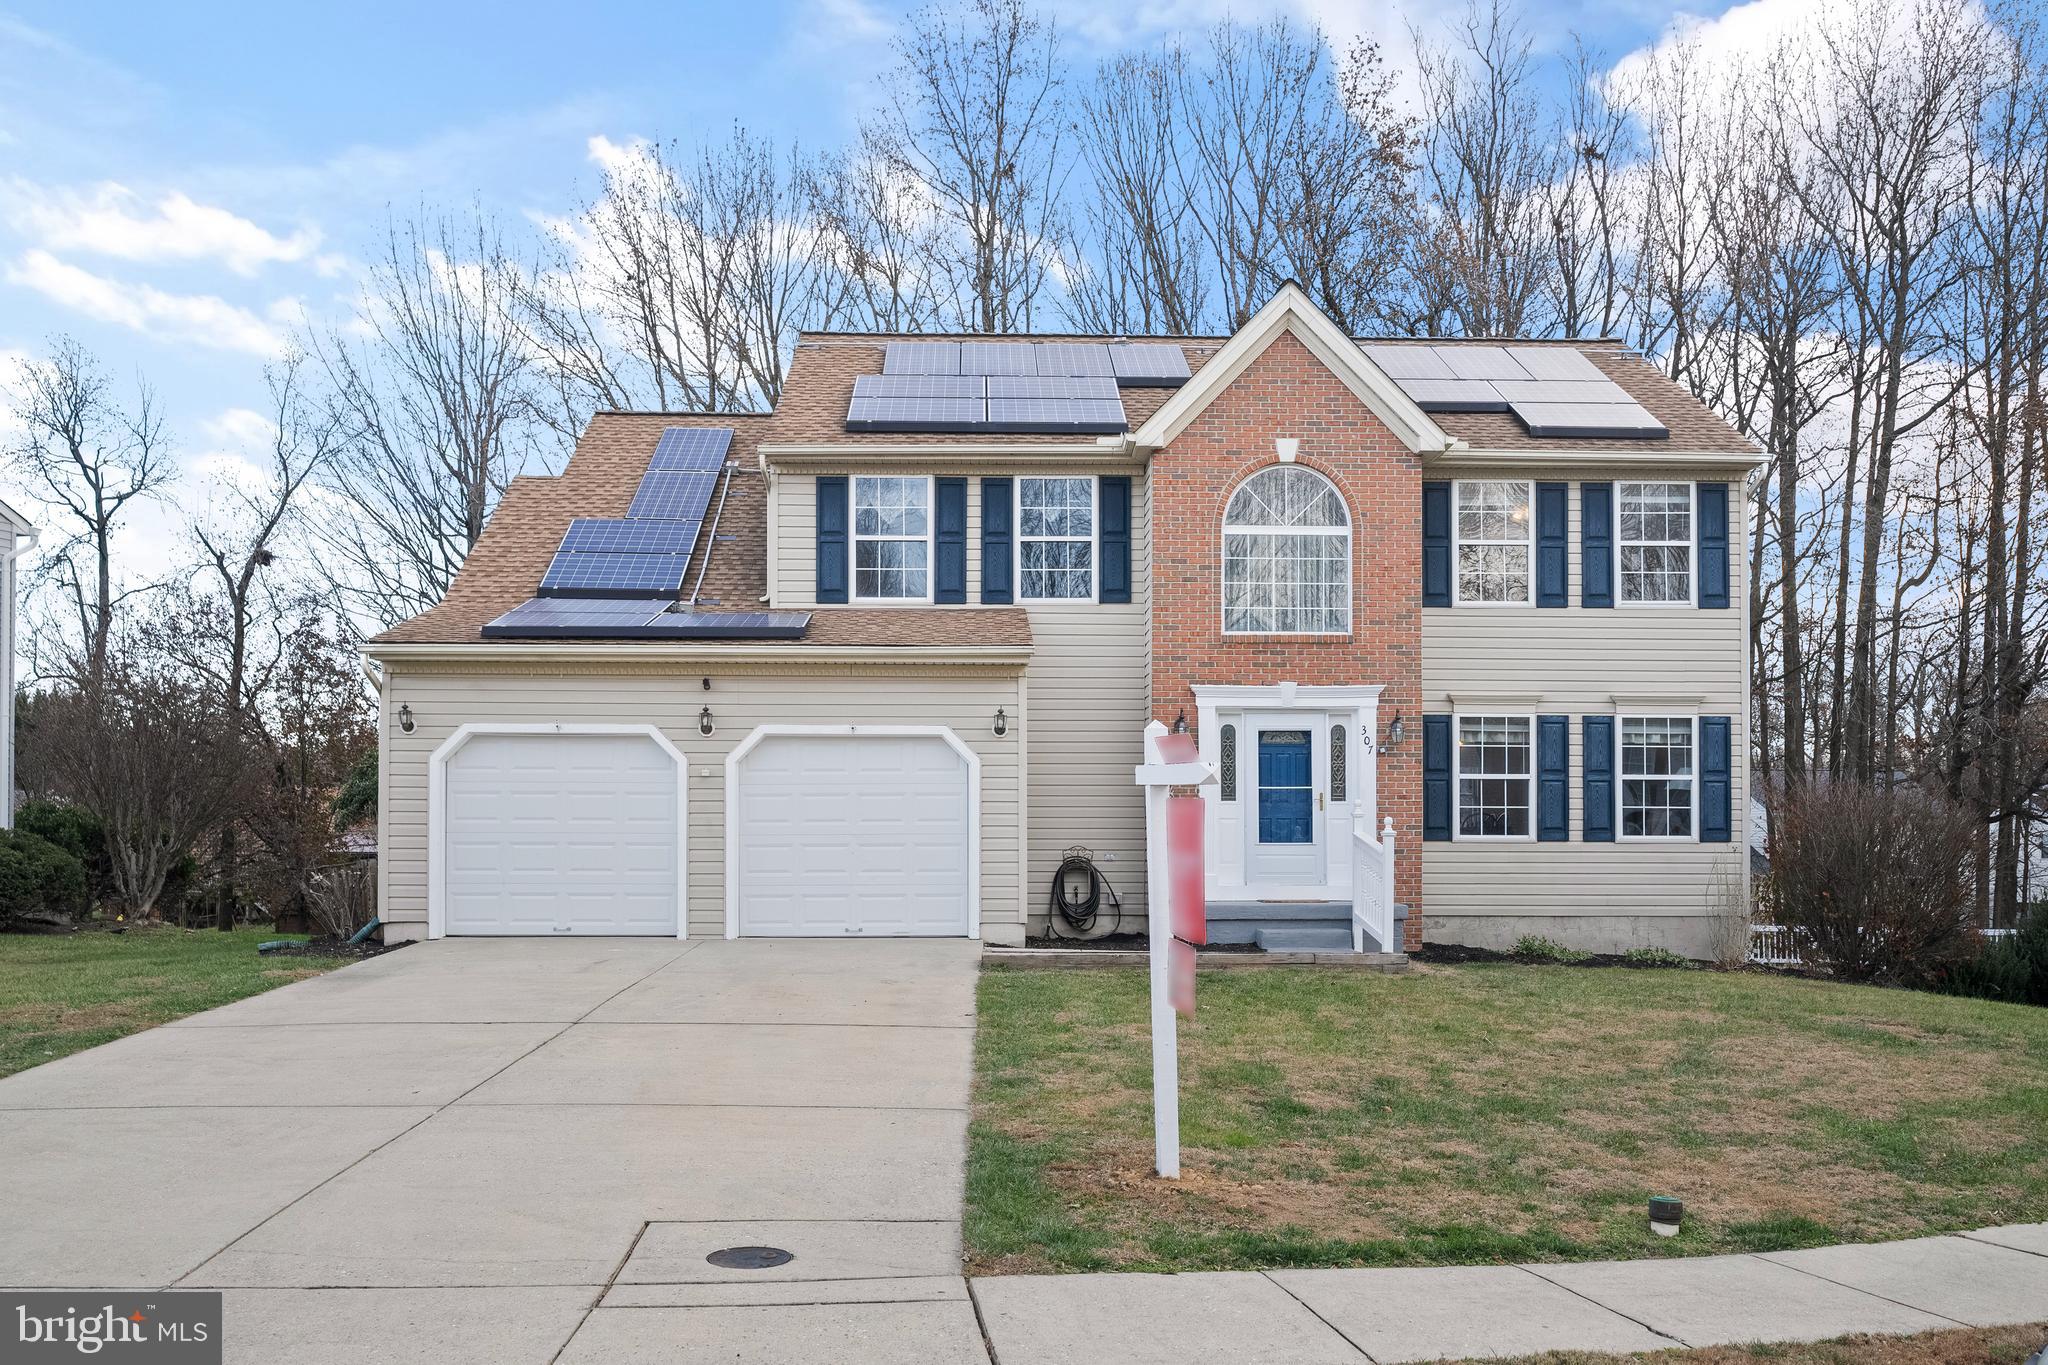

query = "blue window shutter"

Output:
[[1581, 482, 1613, 608], [815, 476, 848, 604], [1423, 715, 1453, 841], [1535, 482, 1568, 608], [1582, 716, 1615, 842], [980, 477, 1013, 604], [933, 478, 966, 604], [1698, 482, 1730, 609], [1700, 715, 1733, 842], [1537, 714, 1569, 841], [1100, 476, 1132, 603], [1423, 481, 1452, 607]]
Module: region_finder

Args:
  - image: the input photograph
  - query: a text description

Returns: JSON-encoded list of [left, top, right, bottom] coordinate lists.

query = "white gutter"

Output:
[[1427, 448, 1766, 470], [360, 655, 385, 694], [758, 440, 1142, 463]]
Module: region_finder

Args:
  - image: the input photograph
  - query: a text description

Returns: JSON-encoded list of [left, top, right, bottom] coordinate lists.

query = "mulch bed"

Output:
[[1414, 941, 1688, 970], [1024, 933, 1263, 953], [258, 936, 410, 961]]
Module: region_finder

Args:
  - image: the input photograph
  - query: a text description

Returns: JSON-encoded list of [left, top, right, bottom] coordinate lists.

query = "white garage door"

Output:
[[734, 732, 972, 937], [442, 731, 680, 936]]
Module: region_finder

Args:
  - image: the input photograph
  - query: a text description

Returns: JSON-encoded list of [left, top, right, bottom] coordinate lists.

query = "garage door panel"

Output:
[[443, 732, 681, 937], [735, 733, 971, 937]]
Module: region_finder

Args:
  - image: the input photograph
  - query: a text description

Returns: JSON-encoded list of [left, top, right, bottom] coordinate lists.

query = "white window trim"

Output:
[[851, 474, 937, 605], [1014, 474, 1100, 604], [1451, 711, 1538, 842], [1219, 465, 1354, 637], [1451, 478, 1536, 608], [1615, 480, 1696, 610], [1616, 713, 1700, 843]]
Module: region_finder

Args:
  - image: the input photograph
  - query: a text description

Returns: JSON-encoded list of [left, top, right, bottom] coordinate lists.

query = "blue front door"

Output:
[[1257, 731, 1313, 844]]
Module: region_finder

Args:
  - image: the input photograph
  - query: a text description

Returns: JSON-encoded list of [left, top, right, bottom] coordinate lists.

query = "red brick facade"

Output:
[[1151, 330, 1424, 947]]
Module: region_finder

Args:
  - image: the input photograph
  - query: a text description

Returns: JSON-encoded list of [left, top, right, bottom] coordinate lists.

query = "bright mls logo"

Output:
[[3, 1293, 221, 1363]]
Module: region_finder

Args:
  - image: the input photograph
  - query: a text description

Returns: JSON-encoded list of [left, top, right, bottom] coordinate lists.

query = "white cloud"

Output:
[[4, 250, 287, 357], [5, 180, 322, 277], [199, 406, 275, 449]]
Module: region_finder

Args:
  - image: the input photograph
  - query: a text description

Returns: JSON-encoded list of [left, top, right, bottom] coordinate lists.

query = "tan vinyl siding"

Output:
[[1421, 468, 1749, 950], [770, 466, 1152, 925], [377, 661, 1025, 940]]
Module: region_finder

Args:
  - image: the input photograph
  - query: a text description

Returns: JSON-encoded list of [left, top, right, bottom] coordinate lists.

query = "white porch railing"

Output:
[[1749, 922, 2017, 967], [1350, 815, 1397, 953]]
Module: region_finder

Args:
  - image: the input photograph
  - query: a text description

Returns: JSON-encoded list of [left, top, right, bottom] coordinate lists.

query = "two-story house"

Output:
[[365, 285, 1760, 957]]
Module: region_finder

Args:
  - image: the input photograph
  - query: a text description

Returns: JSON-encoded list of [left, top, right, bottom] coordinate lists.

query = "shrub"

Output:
[[1512, 934, 1589, 964], [1622, 946, 1690, 969], [1762, 779, 1978, 984], [304, 863, 376, 940], [1935, 910, 2048, 1007], [0, 829, 88, 929], [14, 798, 113, 906]]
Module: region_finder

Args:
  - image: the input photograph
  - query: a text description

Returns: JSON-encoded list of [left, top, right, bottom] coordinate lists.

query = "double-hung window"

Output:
[[1454, 480, 1533, 605], [852, 476, 931, 601], [1620, 716, 1695, 838], [1455, 714, 1533, 838], [1618, 482, 1693, 605], [1018, 476, 1095, 600]]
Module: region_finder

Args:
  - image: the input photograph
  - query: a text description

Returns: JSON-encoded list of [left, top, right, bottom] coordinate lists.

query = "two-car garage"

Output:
[[433, 725, 977, 939]]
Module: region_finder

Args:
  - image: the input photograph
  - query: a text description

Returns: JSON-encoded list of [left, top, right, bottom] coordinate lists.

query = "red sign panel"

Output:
[[1169, 938, 1196, 1018], [1167, 794, 1206, 947]]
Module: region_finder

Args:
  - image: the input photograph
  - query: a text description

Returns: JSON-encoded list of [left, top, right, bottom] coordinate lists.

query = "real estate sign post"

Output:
[[1136, 721, 1215, 1179]]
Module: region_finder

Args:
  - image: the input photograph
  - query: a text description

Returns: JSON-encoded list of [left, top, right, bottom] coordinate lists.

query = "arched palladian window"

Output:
[[1222, 465, 1351, 634]]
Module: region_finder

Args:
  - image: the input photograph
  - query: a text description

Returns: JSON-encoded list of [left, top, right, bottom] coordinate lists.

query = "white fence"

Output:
[[1350, 815, 1398, 954], [1749, 922, 2017, 967]]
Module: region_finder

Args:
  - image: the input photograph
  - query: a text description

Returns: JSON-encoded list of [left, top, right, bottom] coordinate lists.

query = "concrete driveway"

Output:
[[0, 937, 987, 1363]]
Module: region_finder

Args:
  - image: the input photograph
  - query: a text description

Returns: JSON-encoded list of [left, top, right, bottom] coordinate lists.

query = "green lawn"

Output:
[[0, 927, 343, 1079], [967, 962, 2048, 1274]]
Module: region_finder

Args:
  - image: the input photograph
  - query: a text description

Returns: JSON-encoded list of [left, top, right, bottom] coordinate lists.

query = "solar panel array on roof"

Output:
[[539, 552, 696, 597], [558, 519, 701, 555], [648, 426, 733, 470], [536, 425, 732, 601], [1360, 344, 1667, 440], [864, 339, 1188, 438], [626, 468, 721, 520], [483, 598, 811, 640]]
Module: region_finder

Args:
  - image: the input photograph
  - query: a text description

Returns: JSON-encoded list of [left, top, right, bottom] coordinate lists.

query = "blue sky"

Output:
[[0, 0, 1743, 576]]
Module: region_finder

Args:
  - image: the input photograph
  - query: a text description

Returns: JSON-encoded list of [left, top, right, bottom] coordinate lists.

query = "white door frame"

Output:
[[1192, 683, 1382, 902], [723, 724, 982, 940], [427, 722, 690, 941], [1242, 712, 1327, 885]]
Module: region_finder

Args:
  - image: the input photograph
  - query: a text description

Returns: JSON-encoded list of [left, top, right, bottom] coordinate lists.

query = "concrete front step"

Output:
[[1253, 926, 1355, 951]]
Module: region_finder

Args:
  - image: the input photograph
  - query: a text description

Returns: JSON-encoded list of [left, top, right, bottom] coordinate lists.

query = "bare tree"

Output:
[[2, 338, 173, 685], [872, 0, 1069, 332], [804, 133, 953, 334], [310, 210, 555, 631]]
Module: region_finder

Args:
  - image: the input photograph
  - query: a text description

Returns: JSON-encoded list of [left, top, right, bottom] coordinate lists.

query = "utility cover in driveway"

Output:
[[444, 732, 679, 935], [734, 733, 971, 936]]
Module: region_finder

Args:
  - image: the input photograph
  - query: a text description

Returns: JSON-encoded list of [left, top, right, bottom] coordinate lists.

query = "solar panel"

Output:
[[1509, 400, 1669, 440], [482, 598, 811, 640], [1034, 343, 1115, 377], [1439, 346, 1533, 382], [539, 552, 693, 597], [1108, 344, 1191, 386], [960, 342, 1038, 376], [648, 427, 732, 471], [985, 398, 1128, 433], [1362, 345, 1456, 381], [985, 375, 1121, 400], [559, 519, 702, 555], [1490, 380, 1633, 405], [1505, 347, 1606, 382], [1398, 379, 1511, 412], [627, 469, 720, 521], [844, 395, 986, 432], [852, 374, 987, 399], [883, 342, 960, 375]]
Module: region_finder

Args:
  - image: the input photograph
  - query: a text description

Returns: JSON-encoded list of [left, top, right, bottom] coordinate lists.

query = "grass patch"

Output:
[[967, 962, 2048, 1273], [0, 927, 342, 1079], [1462, 1321, 2048, 1365]]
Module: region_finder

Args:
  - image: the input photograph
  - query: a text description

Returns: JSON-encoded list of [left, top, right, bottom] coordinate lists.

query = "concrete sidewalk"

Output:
[[969, 1224, 2048, 1364]]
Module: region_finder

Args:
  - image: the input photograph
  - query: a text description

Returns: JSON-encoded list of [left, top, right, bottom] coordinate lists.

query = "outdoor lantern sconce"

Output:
[[993, 707, 1008, 737], [397, 703, 415, 734], [1385, 709, 1404, 753], [698, 706, 715, 736], [1172, 708, 1189, 734]]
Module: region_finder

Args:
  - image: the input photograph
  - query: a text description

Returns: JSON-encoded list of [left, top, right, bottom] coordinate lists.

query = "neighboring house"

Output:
[[364, 285, 1762, 956], [0, 498, 35, 829]]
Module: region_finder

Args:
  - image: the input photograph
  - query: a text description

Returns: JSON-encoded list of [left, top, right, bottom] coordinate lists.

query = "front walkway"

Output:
[[970, 1225, 2048, 1364], [0, 936, 984, 1364]]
